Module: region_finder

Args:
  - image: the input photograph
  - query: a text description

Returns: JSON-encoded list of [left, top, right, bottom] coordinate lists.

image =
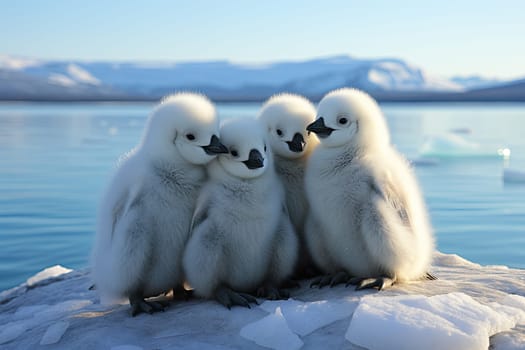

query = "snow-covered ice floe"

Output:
[[0, 252, 524, 349], [504, 169, 525, 184], [419, 133, 511, 159]]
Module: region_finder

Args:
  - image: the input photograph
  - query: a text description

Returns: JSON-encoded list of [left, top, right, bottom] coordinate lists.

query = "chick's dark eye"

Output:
[[276, 129, 283, 136], [339, 118, 348, 125], [231, 150, 239, 157], [264, 145, 267, 152], [186, 133, 195, 141]]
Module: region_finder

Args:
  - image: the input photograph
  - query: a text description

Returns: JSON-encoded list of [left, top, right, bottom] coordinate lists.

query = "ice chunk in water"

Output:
[[419, 133, 507, 158]]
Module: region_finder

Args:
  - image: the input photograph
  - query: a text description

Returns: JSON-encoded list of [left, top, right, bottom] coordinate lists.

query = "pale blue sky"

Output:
[[1, 0, 524, 78]]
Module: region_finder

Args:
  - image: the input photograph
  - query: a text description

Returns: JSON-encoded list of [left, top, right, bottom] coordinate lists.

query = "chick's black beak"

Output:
[[202, 135, 228, 155], [286, 133, 305, 153], [306, 117, 334, 138], [242, 149, 264, 169]]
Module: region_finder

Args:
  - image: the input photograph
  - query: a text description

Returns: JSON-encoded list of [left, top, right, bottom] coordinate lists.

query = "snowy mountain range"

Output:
[[0, 54, 523, 101]]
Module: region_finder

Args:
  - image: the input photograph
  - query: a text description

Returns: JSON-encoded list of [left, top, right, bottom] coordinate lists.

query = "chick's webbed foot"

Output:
[[310, 271, 351, 288], [346, 276, 396, 291], [426, 272, 437, 280], [280, 279, 301, 289], [215, 286, 258, 310], [171, 285, 194, 301], [129, 295, 167, 317], [256, 285, 290, 300]]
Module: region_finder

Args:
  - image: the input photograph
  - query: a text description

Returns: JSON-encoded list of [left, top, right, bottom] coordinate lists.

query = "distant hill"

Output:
[[461, 79, 525, 101], [0, 54, 523, 101], [450, 75, 505, 89]]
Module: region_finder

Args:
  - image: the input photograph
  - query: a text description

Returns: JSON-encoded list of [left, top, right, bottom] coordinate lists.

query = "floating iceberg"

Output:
[[419, 133, 510, 159]]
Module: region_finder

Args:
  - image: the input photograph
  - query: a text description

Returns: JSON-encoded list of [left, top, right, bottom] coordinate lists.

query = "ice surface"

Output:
[[12, 304, 50, 320], [503, 169, 525, 184], [240, 307, 303, 350], [492, 330, 525, 350], [110, 346, 144, 350], [40, 320, 70, 345], [345, 293, 524, 350], [32, 299, 92, 322], [259, 298, 355, 336], [502, 294, 525, 313], [0, 299, 92, 345], [0, 322, 29, 345], [0, 251, 524, 349], [26, 265, 72, 287]]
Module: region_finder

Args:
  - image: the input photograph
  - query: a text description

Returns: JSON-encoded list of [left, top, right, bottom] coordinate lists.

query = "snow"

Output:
[[48, 73, 78, 87], [0, 252, 524, 349], [0, 54, 466, 98], [26, 265, 72, 287], [0, 54, 40, 70], [504, 169, 525, 184], [345, 293, 525, 350], [66, 64, 101, 86]]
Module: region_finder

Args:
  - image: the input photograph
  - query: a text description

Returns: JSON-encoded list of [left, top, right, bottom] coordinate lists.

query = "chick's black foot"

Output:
[[256, 285, 290, 300], [426, 272, 437, 280], [281, 279, 301, 289], [293, 265, 321, 280], [129, 295, 166, 317], [310, 271, 351, 288], [215, 286, 258, 310], [346, 276, 396, 291], [172, 285, 195, 301]]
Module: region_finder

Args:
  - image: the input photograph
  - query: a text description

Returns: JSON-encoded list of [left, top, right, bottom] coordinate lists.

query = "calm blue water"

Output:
[[1, 102, 524, 292]]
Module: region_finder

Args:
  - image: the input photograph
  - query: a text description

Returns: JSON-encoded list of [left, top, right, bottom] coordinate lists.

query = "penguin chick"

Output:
[[183, 118, 298, 308], [304, 88, 435, 290], [91, 93, 227, 316], [257, 93, 319, 278]]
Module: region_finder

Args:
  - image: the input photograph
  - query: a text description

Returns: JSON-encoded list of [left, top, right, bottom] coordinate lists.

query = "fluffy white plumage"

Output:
[[183, 118, 298, 305], [91, 92, 224, 314], [257, 93, 318, 276], [304, 88, 435, 287]]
